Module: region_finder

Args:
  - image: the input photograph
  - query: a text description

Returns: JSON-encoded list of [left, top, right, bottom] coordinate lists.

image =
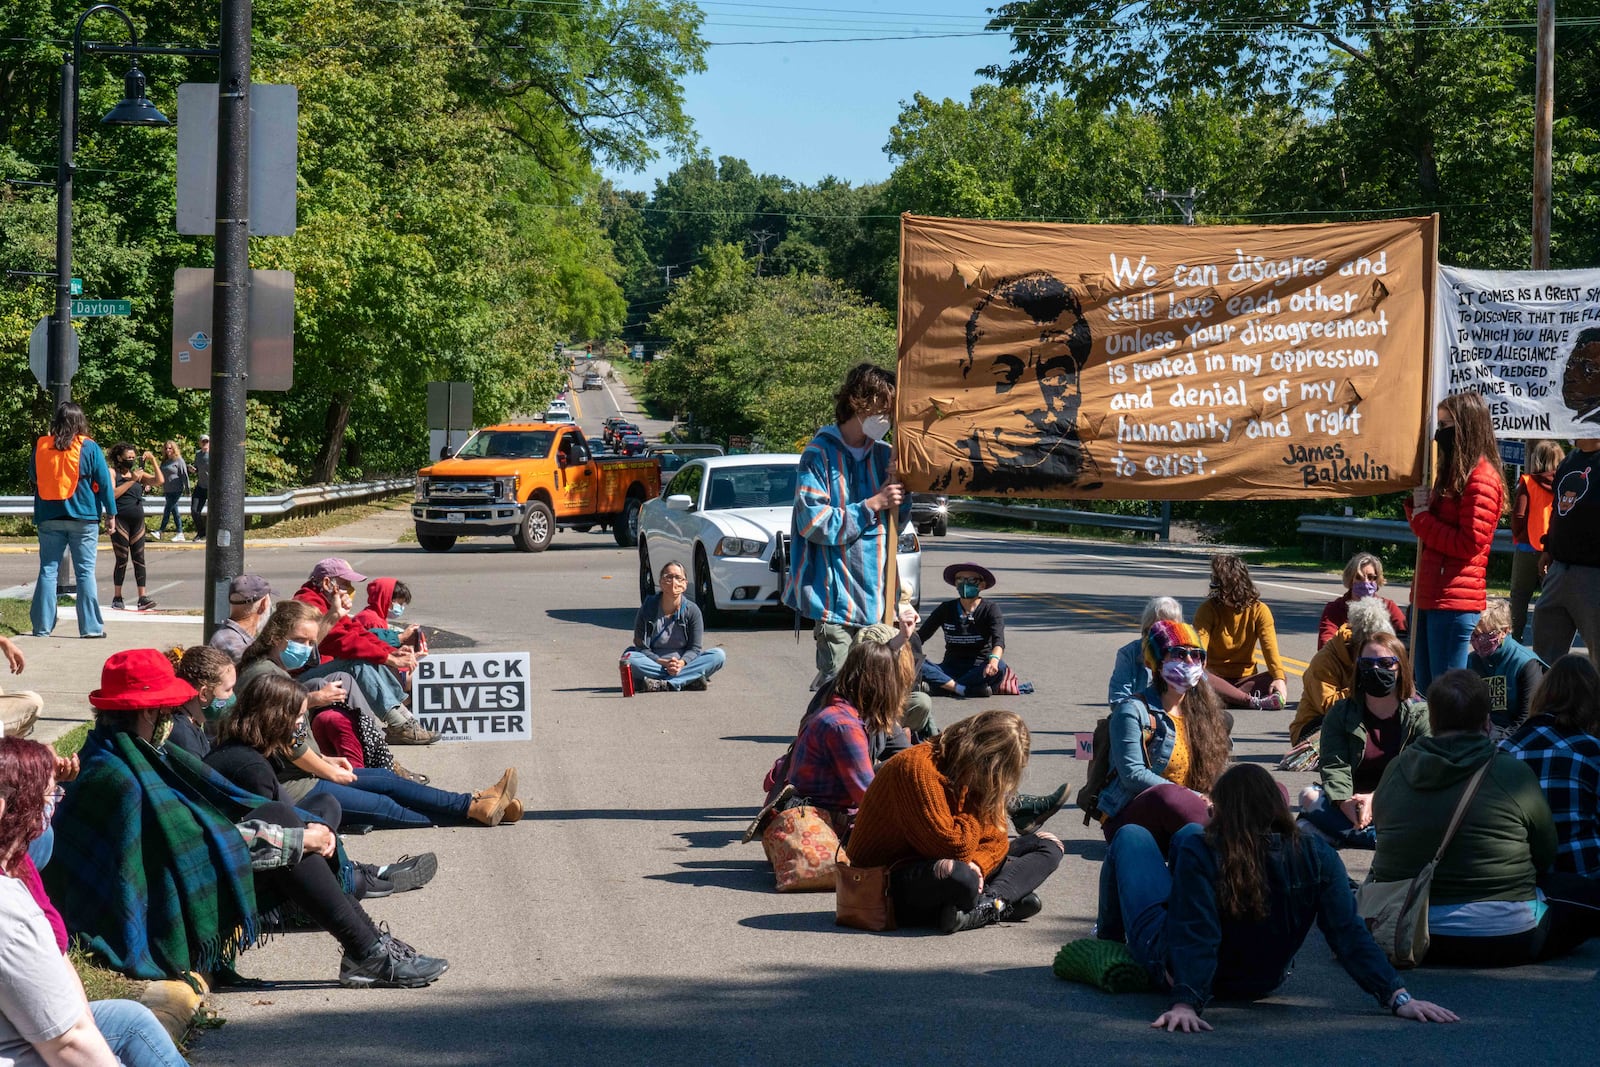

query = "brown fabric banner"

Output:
[[895, 214, 1436, 500]]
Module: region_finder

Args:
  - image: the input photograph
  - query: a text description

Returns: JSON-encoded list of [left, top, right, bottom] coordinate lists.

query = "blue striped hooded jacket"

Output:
[[782, 424, 911, 626]]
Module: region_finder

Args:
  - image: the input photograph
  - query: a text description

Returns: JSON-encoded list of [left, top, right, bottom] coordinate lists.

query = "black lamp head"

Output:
[[100, 64, 169, 126]]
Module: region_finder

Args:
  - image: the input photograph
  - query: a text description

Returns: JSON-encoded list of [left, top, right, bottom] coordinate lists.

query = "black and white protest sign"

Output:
[[1435, 266, 1600, 437], [413, 652, 532, 742]]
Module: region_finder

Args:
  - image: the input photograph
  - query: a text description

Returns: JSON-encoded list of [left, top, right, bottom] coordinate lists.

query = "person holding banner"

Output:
[[1534, 438, 1600, 669], [1405, 393, 1506, 691], [1510, 441, 1564, 642], [784, 362, 912, 688]]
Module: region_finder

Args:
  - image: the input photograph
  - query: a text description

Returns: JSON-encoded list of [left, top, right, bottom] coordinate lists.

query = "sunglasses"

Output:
[[1164, 647, 1207, 663], [1357, 656, 1401, 670]]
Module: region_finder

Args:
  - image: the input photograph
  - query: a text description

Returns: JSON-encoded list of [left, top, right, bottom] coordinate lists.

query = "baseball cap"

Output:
[[227, 574, 275, 603], [199, 434, 210, 443], [309, 558, 366, 584]]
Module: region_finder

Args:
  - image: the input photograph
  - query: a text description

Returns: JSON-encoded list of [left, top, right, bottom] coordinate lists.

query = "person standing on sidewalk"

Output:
[[1510, 440, 1564, 642], [107, 442, 161, 612], [784, 362, 912, 688], [1534, 438, 1600, 668], [189, 434, 210, 539], [29, 403, 116, 638], [154, 441, 190, 542]]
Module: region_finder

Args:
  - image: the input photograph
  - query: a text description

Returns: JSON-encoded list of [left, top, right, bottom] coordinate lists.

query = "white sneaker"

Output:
[[151, 531, 163, 541], [172, 533, 186, 542]]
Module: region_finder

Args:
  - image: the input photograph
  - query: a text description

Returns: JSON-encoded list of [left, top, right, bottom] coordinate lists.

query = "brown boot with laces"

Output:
[[467, 768, 518, 826]]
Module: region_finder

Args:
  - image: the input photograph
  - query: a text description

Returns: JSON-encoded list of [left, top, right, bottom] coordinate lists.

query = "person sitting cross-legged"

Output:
[[623, 560, 726, 693], [917, 563, 1028, 698]]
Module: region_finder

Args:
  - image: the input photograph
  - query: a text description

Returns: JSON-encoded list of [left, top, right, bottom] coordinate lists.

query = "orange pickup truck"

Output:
[[412, 421, 660, 552]]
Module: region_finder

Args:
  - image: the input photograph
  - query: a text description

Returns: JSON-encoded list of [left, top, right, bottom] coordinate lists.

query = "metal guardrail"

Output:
[[0, 478, 412, 519], [1297, 514, 1515, 554], [947, 499, 1167, 536]]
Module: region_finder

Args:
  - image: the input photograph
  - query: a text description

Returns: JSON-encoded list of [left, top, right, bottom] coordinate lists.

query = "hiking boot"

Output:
[[685, 676, 708, 691], [353, 863, 394, 900], [338, 931, 448, 989], [501, 798, 524, 823], [998, 892, 1043, 923], [377, 853, 437, 893], [1009, 783, 1069, 835], [641, 678, 671, 693], [136, 596, 158, 612], [385, 720, 440, 745], [111, 597, 125, 611], [939, 898, 1000, 934], [467, 769, 517, 826]]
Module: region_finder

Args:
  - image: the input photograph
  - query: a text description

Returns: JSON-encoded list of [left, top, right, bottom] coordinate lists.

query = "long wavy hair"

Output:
[[932, 710, 1030, 828], [1152, 674, 1232, 793], [1205, 763, 1299, 922], [1530, 654, 1600, 736], [0, 738, 57, 871], [239, 600, 323, 672], [217, 673, 306, 756], [1435, 392, 1506, 503], [833, 639, 906, 736], [1208, 554, 1259, 611], [49, 402, 88, 451]]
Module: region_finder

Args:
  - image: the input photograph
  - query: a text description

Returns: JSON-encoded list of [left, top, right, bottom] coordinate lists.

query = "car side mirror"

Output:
[[665, 494, 695, 512]]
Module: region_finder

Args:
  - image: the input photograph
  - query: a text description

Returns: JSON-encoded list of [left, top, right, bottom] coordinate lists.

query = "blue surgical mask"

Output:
[[957, 580, 981, 599], [279, 640, 316, 670], [389, 603, 406, 619], [205, 693, 237, 721]]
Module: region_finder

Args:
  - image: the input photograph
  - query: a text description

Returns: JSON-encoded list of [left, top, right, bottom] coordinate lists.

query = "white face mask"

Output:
[[861, 414, 892, 442]]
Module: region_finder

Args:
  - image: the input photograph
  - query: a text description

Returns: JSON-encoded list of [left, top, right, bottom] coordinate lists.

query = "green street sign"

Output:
[[70, 278, 83, 296], [71, 299, 131, 317]]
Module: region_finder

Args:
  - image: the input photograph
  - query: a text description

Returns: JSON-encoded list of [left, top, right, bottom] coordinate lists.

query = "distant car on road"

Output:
[[547, 398, 570, 415], [606, 421, 641, 448], [637, 453, 922, 619], [544, 409, 575, 425], [581, 372, 603, 390], [619, 433, 648, 456], [648, 444, 725, 475], [911, 492, 949, 537]]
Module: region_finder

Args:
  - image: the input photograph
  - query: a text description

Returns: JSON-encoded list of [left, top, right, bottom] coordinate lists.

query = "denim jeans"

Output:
[[31, 518, 103, 636], [89, 999, 190, 1067], [920, 657, 1007, 692], [1413, 608, 1480, 693], [302, 660, 407, 725], [157, 491, 183, 534], [307, 767, 471, 829], [1097, 823, 1205, 985], [624, 647, 726, 690], [1297, 786, 1377, 849]]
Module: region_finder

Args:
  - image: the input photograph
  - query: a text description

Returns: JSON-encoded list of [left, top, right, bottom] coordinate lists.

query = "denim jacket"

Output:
[[1107, 638, 1153, 709], [1097, 688, 1178, 820], [1165, 830, 1404, 1012]]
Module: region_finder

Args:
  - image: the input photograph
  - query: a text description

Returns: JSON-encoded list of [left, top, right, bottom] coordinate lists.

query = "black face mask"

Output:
[[1433, 424, 1456, 453], [1356, 662, 1399, 697]]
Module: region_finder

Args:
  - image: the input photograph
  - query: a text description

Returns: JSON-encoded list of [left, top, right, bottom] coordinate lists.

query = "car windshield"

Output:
[[704, 464, 798, 510], [453, 430, 554, 460]]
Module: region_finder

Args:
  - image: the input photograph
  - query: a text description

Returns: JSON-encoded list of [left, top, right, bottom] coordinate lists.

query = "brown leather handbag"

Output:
[[835, 849, 896, 931]]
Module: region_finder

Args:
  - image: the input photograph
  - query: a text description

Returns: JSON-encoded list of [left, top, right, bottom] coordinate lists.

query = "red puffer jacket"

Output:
[[1405, 457, 1505, 611]]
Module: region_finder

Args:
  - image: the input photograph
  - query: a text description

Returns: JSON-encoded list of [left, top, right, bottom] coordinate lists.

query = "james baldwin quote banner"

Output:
[[1434, 265, 1600, 437], [894, 214, 1435, 500]]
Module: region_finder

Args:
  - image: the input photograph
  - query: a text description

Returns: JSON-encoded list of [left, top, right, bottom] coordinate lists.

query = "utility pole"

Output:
[[660, 263, 679, 287], [750, 228, 776, 276], [49, 54, 78, 408], [1532, 0, 1555, 269], [203, 0, 251, 636], [1144, 186, 1203, 227]]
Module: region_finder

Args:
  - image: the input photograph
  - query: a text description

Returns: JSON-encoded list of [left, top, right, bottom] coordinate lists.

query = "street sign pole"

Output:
[[203, 0, 252, 638], [49, 53, 77, 408]]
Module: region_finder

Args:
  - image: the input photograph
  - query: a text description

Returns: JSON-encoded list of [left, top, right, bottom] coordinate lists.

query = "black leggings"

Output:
[[111, 515, 146, 589], [889, 833, 1065, 928], [1426, 871, 1600, 967], [246, 801, 379, 957]]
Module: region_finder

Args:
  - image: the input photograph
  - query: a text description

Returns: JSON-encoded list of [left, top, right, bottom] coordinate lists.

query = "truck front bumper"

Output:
[[413, 503, 522, 537]]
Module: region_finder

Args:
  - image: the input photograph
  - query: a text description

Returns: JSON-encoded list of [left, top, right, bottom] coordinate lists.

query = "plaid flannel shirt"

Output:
[[785, 699, 873, 813], [1502, 716, 1600, 877]]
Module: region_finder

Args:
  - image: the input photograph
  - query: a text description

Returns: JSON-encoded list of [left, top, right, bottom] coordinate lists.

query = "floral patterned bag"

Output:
[[762, 804, 846, 892]]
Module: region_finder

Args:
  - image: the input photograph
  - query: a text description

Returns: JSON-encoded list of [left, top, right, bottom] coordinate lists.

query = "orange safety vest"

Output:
[[1519, 472, 1555, 550], [34, 435, 86, 502]]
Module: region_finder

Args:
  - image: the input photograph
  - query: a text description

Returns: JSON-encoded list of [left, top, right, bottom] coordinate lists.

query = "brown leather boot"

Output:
[[501, 798, 524, 823], [467, 769, 518, 826]]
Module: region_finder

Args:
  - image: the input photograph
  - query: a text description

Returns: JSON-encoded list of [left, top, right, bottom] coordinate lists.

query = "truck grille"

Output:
[[425, 478, 499, 504]]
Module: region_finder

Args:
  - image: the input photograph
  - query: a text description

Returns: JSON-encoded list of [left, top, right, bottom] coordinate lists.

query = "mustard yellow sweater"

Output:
[[1194, 599, 1285, 683]]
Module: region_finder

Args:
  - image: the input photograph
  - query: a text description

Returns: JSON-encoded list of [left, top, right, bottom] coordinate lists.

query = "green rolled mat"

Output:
[[1052, 939, 1153, 993]]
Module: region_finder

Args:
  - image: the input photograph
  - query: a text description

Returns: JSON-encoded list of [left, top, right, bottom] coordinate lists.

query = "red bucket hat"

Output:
[[88, 649, 198, 711]]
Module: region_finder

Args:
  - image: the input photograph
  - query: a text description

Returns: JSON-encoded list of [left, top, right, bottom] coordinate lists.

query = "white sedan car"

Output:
[[637, 453, 922, 617]]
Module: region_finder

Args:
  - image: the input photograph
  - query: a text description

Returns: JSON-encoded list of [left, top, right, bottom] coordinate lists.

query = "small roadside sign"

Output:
[[71, 299, 131, 317], [1498, 439, 1526, 468], [70, 278, 82, 296], [412, 652, 533, 742], [28, 316, 80, 389]]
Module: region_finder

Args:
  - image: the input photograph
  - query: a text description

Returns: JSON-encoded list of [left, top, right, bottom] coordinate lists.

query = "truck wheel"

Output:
[[614, 495, 643, 547], [638, 540, 656, 603], [513, 500, 555, 552], [417, 533, 456, 553], [933, 515, 948, 537], [693, 547, 722, 623]]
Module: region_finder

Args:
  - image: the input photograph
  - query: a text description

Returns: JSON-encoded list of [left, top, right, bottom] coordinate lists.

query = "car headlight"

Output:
[[898, 528, 920, 554], [715, 536, 766, 557]]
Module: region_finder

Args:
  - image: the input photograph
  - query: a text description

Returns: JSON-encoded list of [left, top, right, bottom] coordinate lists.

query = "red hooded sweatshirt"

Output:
[[354, 577, 398, 631], [294, 578, 395, 664]]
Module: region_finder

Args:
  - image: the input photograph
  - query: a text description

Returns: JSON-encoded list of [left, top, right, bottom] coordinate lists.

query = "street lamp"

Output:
[[49, 4, 174, 408]]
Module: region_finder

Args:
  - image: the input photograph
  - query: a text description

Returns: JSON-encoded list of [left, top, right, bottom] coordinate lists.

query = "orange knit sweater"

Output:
[[845, 743, 1012, 876]]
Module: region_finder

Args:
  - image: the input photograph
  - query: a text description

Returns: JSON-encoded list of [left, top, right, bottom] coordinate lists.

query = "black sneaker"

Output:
[[136, 596, 158, 612], [965, 683, 992, 699], [939, 898, 1000, 934], [353, 863, 394, 900], [1009, 783, 1070, 835], [111, 597, 126, 611], [377, 853, 438, 893], [338, 931, 448, 988], [997, 892, 1043, 923]]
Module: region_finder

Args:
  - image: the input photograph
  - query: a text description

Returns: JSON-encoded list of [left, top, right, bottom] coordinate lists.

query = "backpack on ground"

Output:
[[1075, 716, 1115, 825]]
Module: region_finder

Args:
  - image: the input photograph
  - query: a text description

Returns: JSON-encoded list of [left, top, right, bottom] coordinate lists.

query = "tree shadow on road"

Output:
[[645, 859, 772, 893], [546, 607, 637, 632], [719, 735, 791, 745]]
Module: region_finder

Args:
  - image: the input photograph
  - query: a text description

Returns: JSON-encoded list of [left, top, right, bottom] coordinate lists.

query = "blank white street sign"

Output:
[[176, 83, 298, 236], [171, 268, 295, 391]]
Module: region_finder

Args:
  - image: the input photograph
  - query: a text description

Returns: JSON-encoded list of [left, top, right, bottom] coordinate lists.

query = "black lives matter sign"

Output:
[[413, 652, 532, 742]]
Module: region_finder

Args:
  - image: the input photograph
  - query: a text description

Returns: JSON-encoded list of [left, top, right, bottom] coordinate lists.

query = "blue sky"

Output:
[[603, 1, 1019, 192]]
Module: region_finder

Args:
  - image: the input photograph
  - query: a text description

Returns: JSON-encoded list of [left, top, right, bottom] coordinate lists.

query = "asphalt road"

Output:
[[6, 375, 1594, 1064]]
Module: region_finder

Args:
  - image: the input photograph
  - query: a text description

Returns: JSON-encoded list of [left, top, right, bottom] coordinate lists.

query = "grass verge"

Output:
[[0, 598, 27, 637]]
